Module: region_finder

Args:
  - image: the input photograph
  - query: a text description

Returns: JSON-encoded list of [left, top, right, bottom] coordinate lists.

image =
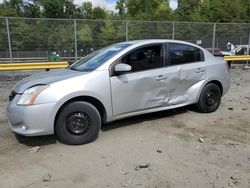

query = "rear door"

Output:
[[165, 43, 207, 105]]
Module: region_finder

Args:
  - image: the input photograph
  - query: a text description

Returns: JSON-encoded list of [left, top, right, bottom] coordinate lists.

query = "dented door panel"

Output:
[[110, 66, 179, 116], [168, 62, 207, 105]]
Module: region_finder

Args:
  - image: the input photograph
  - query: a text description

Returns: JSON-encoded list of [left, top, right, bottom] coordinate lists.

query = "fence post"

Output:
[[248, 29, 250, 47], [172, 22, 175, 40], [125, 20, 129, 41], [74, 19, 77, 62], [247, 29, 250, 65], [6, 17, 13, 64], [212, 23, 216, 54]]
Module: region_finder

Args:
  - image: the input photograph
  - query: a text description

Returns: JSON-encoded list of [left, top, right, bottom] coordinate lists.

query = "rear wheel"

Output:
[[55, 101, 101, 145], [197, 83, 221, 113]]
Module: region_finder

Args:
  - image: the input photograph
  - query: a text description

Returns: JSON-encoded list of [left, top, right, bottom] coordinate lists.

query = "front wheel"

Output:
[[196, 83, 221, 113], [55, 101, 101, 145]]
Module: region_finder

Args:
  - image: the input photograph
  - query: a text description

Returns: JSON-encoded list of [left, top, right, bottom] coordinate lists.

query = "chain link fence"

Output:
[[0, 17, 250, 65]]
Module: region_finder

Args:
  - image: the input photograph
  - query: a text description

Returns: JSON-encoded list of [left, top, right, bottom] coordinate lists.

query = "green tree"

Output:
[[199, 0, 247, 22], [38, 0, 77, 18], [78, 2, 93, 19], [0, 4, 18, 17], [174, 0, 203, 21], [78, 24, 93, 47], [9, 0, 24, 16], [92, 7, 106, 19], [115, 0, 172, 20], [0, 0, 21, 17], [115, 0, 126, 18], [22, 1, 41, 18]]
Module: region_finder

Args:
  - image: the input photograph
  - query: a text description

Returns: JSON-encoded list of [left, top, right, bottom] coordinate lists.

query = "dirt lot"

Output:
[[0, 67, 250, 188]]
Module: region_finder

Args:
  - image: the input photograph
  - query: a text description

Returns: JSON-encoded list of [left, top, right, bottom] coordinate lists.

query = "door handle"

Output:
[[156, 75, 167, 81], [195, 68, 205, 73]]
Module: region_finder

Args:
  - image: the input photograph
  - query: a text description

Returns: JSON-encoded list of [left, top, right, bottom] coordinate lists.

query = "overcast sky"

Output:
[[0, 0, 178, 11]]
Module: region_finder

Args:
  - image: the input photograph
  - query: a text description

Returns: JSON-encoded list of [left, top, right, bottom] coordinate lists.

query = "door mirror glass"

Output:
[[114, 64, 132, 74]]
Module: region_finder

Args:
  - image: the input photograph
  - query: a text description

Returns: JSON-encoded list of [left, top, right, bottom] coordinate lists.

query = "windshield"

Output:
[[70, 44, 131, 72]]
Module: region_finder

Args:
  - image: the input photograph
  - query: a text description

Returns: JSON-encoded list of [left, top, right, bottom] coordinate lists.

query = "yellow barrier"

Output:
[[0, 62, 69, 71], [224, 55, 250, 61], [0, 57, 47, 60], [0, 57, 83, 61]]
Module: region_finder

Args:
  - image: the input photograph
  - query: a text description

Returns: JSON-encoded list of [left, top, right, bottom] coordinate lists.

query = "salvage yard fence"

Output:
[[0, 17, 250, 65]]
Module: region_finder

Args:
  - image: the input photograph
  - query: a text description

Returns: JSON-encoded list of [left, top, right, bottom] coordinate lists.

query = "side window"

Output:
[[121, 45, 163, 72], [235, 47, 247, 55], [168, 43, 204, 66]]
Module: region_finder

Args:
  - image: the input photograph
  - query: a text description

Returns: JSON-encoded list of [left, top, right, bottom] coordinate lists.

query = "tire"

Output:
[[55, 101, 101, 145], [196, 83, 221, 113]]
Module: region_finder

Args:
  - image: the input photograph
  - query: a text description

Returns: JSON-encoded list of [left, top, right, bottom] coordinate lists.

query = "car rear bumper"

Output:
[[6, 95, 56, 136]]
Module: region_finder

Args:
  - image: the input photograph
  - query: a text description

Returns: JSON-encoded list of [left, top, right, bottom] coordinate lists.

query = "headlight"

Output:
[[17, 85, 49, 105]]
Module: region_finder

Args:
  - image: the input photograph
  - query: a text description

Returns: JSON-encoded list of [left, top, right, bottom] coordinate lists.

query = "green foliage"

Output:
[[38, 0, 77, 18], [77, 24, 93, 47], [78, 2, 93, 19], [0, 0, 250, 54], [198, 0, 248, 22], [0, 1, 18, 17], [125, 0, 172, 20], [92, 7, 106, 19], [22, 1, 41, 18], [115, 0, 126, 17], [1, 0, 249, 22]]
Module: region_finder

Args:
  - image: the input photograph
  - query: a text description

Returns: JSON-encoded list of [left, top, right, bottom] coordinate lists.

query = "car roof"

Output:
[[117, 39, 203, 49], [97, 39, 215, 70]]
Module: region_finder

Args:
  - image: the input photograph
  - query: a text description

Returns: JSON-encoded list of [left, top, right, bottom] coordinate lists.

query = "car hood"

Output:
[[14, 68, 85, 93]]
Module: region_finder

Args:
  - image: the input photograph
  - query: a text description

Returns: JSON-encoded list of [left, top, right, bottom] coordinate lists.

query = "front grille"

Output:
[[9, 90, 17, 101]]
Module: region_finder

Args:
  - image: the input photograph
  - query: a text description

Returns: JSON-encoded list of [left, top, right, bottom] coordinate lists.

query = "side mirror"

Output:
[[114, 64, 132, 74]]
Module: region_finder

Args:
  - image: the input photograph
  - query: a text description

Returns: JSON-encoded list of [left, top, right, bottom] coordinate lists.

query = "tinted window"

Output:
[[168, 43, 204, 65], [70, 44, 130, 72], [121, 45, 163, 72], [235, 46, 247, 55]]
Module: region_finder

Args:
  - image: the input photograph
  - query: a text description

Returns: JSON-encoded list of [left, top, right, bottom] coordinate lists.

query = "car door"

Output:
[[110, 44, 179, 116], [166, 43, 207, 105]]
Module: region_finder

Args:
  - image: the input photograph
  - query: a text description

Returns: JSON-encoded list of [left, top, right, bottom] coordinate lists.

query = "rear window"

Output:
[[168, 43, 204, 65]]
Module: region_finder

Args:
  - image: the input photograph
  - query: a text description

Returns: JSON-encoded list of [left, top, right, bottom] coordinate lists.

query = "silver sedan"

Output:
[[6, 40, 230, 145]]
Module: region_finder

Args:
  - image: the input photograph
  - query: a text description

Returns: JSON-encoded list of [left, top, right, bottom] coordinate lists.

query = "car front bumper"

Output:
[[6, 94, 56, 136]]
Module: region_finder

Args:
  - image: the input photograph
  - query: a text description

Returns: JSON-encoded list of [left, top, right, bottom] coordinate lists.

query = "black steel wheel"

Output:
[[197, 83, 222, 113], [66, 112, 91, 136], [55, 101, 101, 145]]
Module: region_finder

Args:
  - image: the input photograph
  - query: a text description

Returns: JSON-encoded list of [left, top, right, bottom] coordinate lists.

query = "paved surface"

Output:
[[0, 67, 250, 188]]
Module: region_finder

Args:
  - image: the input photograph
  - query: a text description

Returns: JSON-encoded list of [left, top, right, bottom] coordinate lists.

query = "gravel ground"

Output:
[[0, 66, 250, 188]]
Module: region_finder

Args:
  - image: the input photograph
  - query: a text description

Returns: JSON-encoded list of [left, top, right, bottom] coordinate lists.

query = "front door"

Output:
[[110, 44, 178, 116]]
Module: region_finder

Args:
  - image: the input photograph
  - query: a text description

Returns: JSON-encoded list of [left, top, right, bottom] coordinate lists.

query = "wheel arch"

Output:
[[54, 96, 107, 130], [206, 80, 223, 95]]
